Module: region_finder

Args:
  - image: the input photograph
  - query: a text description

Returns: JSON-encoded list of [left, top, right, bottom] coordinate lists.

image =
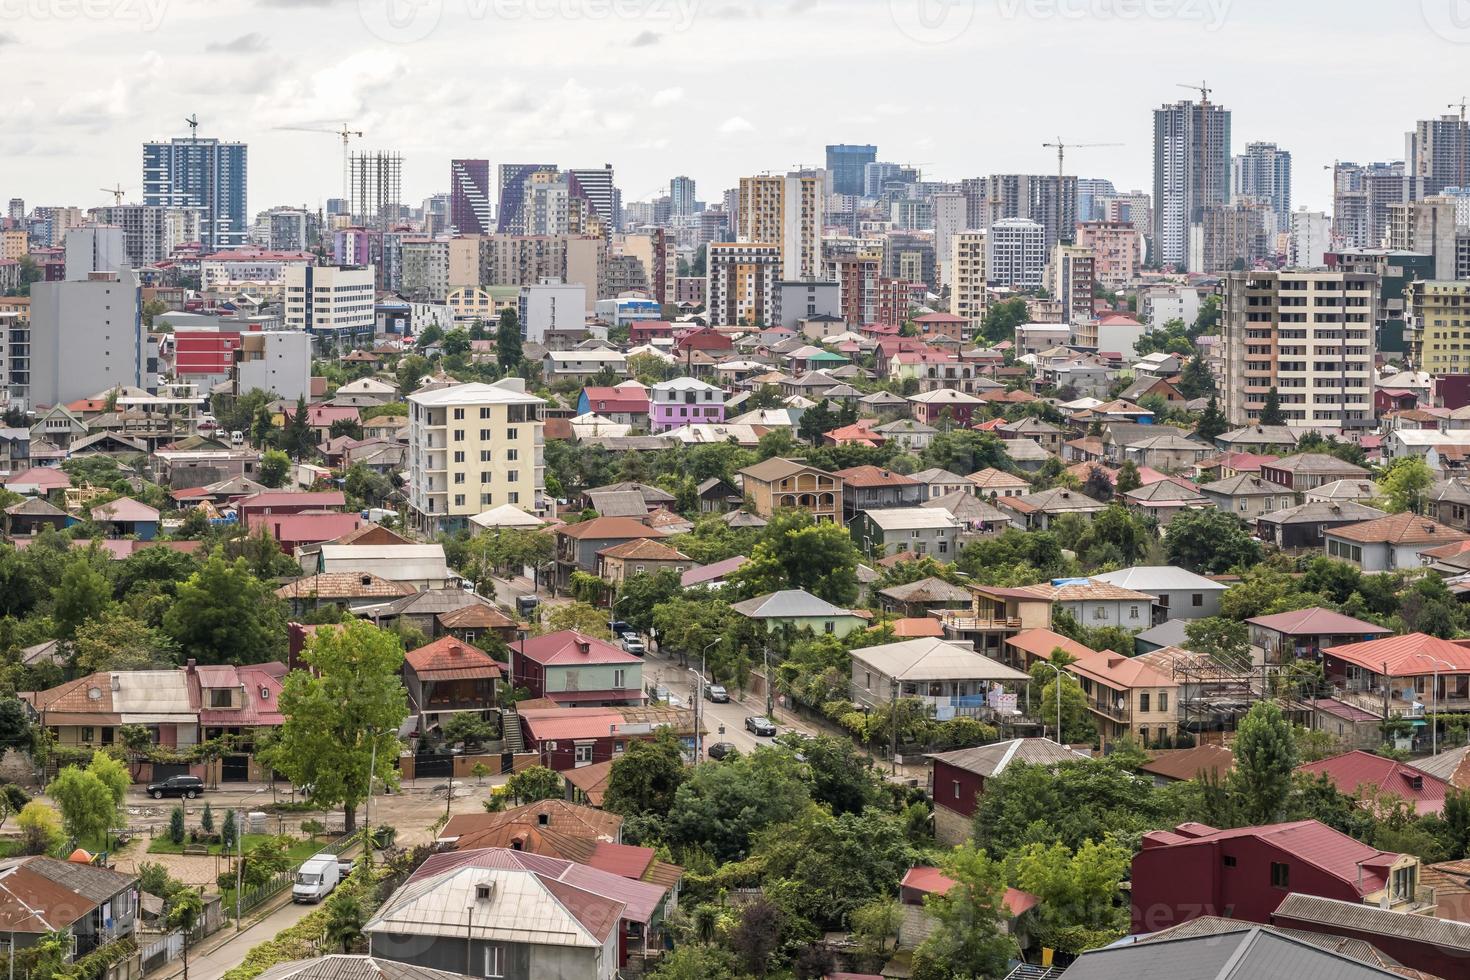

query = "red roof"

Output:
[[91, 497, 159, 523], [900, 867, 1038, 916], [238, 490, 348, 510], [1298, 751, 1449, 815], [1323, 632, 1470, 676], [196, 663, 286, 726], [1140, 820, 1403, 895], [259, 512, 363, 544], [581, 387, 649, 412], [1247, 608, 1392, 637], [406, 636, 502, 680], [5, 467, 71, 491], [516, 630, 641, 667], [831, 465, 919, 488], [519, 708, 626, 741]]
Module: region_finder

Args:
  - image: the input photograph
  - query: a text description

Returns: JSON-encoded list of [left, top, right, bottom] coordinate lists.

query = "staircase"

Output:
[[501, 709, 525, 754], [1003, 966, 1065, 980]]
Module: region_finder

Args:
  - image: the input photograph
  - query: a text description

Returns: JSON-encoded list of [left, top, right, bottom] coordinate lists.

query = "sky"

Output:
[[3, 0, 1469, 216]]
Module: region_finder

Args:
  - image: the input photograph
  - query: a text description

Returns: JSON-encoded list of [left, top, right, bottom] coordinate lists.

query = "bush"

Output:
[[201, 803, 215, 833], [137, 861, 182, 900], [17, 801, 60, 855]]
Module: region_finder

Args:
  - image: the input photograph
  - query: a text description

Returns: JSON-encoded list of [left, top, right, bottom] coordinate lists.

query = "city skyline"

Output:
[[4, 0, 1467, 212]]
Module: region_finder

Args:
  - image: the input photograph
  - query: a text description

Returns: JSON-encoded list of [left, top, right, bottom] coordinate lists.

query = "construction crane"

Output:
[[1041, 140, 1121, 243], [274, 123, 363, 208], [184, 114, 200, 140], [99, 184, 127, 206], [1177, 80, 1213, 104]]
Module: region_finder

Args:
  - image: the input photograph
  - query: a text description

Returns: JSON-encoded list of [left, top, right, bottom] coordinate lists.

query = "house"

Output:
[[998, 417, 1066, 455], [1256, 501, 1388, 552], [730, 589, 868, 638], [23, 669, 200, 772], [1198, 474, 1295, 521], [1130, 820, 1421, 934], [542, 349, 628, 380], [275, 572, 415, 615], [679, 555, 748, 590], [877, 578, 974, 618], [1064, 648, 1179, 747], [1018, 577, 1157, 631], [1091, 566, 1229, 623], [848, 637, 1028, 720], [253, 956, 468, 980], [695, 478, 742, 514], [998, 487, 1107, 530], [909, 468, 974, 501], [737, 457, 843, 522], [89, 497, 160, 540], [1322, 512, 1470, 571], [364, 848, 627, 980], [440, 800, 622, 846], [0, 857, 139, 962], [1001, 628, 1099, 671], [553, 517, 667, 589], [510, 631, 644, 707], [1137, 744, 1235, 786], [1259, 454, 1372, 496], [1123, 479, 1211, 522], [832, 465, 923, 522], [1296, 750, 1449, 815], [873, 419, 938, 451], [896, 867, 1039, 948], [316, 543, 454, 589], [1428, 478, 1470, 532], [576, 386, 650, 427], [4, 497, 68, 536], [1270, 893, 1470, 980], [193, 662, 286, 781], [579, 482, 677, 513], [908, 388, 983, 427], [848, 508, 961, 562], [237, 490, 348, 526], [517, 704, 698, 771], [925, 738, 1086, 844], [262, 513, 367, 556], [1320, 633, 1470, 723], [649, 378, 725, 433], [1215, 425, 1301, 455], [1302, 698, 1385, 752], [595, 538, 695, 586], [938, 583, 1056, 660], [1001, 437, 1055, 473], [359, 590, 513, 640], [403, 637, 502, 745], [1246, 608, 1392, 666], [965, 468, 1030, 500], [1121, 430, 1214, 473], [1306, 479, 1382, 505], [922, 491, 1014, 533]]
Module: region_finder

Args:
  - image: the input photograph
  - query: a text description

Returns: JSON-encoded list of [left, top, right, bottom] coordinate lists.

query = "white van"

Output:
[[292, 853, 341, 903]]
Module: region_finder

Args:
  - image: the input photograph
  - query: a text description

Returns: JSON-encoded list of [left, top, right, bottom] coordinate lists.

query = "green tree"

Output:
[[1177, 353, 1215, 399], [1231, 701, 1298, 824], [850, 897, 903, 968], [799, 734, 882, 816], [911, 843, 1015, 980], [167, 890, 204, 980], [286, 395, 314, 457], [496, 309, 524, 372], [221, 809, 237, 851], [1380, 457, 1435, 514], [53, 559, 112, 640], [163, 556, 287, 664], [1010, 839, 1130, 953], [729, 510, 861, 606], [540, 601, 614, 639], [648, 946, 740, 980], [1184, 617, 1251, 667], [1259, 386, 1285, 425], [17, 801, 60, 854], [169, 805, 185, 844], [1035, 663, 1094, 744], [1196, 394, 1229, 443], [0, 700, 34, 754], [504, 765, 562, 805], [73, 610, 178, 674], [439, 713, 493, 754], [324, 890, 365, 953], [258, 620, 409, 833], [1165, 508, 1261, 574], [200, 804, 214, 834], [977, 297, 1029, 346], [973, 758, 1161, 857], [1115, 460, 1142, 494], [604, 729, 687, 819], [258, 449, 290, 488], [49, 765, 116, 844], [665, 749, 811, 862]]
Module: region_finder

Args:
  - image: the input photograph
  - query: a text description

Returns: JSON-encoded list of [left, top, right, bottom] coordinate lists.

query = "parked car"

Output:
[[705, 684, 729, 703], [621, 633, 646, 655], [707, 742, 737, 760], [292, 853, 341, 903], [146, 775, 205, 800], [610, 620, 633, 636], [744, 716, 777, 737]]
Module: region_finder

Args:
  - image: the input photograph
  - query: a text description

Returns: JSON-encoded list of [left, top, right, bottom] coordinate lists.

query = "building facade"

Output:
[[1153, 98, 1231, 269], [142, 135, 248, 250]]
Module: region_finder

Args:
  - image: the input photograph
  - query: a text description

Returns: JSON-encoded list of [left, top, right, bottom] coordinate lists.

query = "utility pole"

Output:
[[764, 645, 774, 718], [889, 680, 899, 776]]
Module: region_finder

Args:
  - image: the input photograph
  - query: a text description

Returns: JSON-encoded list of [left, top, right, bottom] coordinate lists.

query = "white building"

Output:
[[284, 264, 376, 348], [233, 330, 312, 402], [986, 218, 1045, 289], [29, 269, 148, 409], [774, 280, 841, 328], [87, 205, 201, 268], [933, 191, 967, 287], [201, 250, 314, 289], [407, 379, 547, 534], [650, 377, 725, 433], [518, 279, 586, 343], [949, 231, 988, 329], [1289, 209, 1331, 268]]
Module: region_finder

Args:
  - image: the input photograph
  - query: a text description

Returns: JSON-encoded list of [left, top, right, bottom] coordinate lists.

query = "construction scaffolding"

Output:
[[1148, 646, 1322, 741], [349, 151, 403, 231]]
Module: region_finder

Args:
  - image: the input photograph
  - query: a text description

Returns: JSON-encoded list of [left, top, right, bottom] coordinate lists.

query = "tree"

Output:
[[1259, 386, 1285, 425], [53, 559, 112, 639], [1115, 460, 1142, 494], [1010, 839, 1130, 953], [728, 510, 861, 606], [0, 700, 33, 755], [911, 843, 1015, 980], [756, 805, 916, 929], [973, 758, 1161, 857], [1165, 508, 1261, 574], [540, 601, 614, 640], [504, 765, 562, 805], [851, 897, 903, 968], [649, 946, 740, 980], [169, 805, 185, 844], [1035, 664, 1094, 744], [978, 297, 1029, 346], [324, 890, 365, 953], [163, 556, 287, 664], [201, 803, 215, 834], [1184, 617, 1251, 667], [73, 611, 178, 674], [1178, 353, 1215, 399], [439, 712, 493, 754], [665, 749, 811, 862], [1232, 701, 1298, 824], [221, 809, 237, 852], [796, 400, 836, 445], [259, 620, 408, 833], [49, 765, 116, 844], [1380, 457, 1434, 514], [17, 801, 60, 854], [496, 309, 523, 371], [286, 395, 314, 457], [167, 890, 203, 980], [604, 729, 686, 819], [799, 734, 881, 816], [258, 449, 290, 488], [1196, 394, 1229, 443]]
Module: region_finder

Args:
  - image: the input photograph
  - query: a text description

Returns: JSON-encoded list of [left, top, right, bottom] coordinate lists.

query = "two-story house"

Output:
[[730, 589, 868, 639], [648, 378, 725, 433], [553, 517, 667, 590], [938, 584, 1056, 660], [1064, 648, 1179, 747], [403, 637, 503, 746], [0, 857, 139, 963], [848, 508, 961, 561], [1246, 608, 1392, 665], [737, 457, 843, 522], [832, 465, 923, 523], [511, 631, 644, 707], [595, 539, 696, 587]]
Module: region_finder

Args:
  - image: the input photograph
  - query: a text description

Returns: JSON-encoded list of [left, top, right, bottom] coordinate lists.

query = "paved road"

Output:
[[640, 645, 816, 757]]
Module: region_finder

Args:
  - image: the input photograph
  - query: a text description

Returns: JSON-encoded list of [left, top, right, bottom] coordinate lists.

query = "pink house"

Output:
[[649, 377, 725, 433]]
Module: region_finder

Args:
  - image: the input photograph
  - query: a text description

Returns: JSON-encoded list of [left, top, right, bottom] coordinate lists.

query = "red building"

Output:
[[1130, 820, 1417, 935], [876, 277, 926, 327], [517, 705, 697, 772], [257, 511, 364, 554], [627, 321, 676, 344], [174, 329, 242, 383], [237, 490, 349, 529], [1297, 750, 1449, 815]]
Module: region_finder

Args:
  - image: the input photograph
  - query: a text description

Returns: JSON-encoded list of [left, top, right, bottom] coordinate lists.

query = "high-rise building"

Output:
[[706, 241, 781, 326], [1232, 141, 1292, 235], [932, 191, 967, 288], [283, 264, 376, 347], [64, 225, 129, 279], [1221, 268, 1377, 431], [669, 176, 697, 218], [87, 205, 202, 267], [1405, 279, 1470, 375], [142, 134, 248, 250], [1153, 97, 1232, 269], [829, 253, 880, 326], [986, 218, 1045, 290], [407, 379, 548, 533], [1076, 178, 1117, 223], [979, 174, 1078, 253], [1190, 202, 1269, 274], [1332, 161, 1406, 249], [1289, 209, 1332, 268], [1388, 196, 1458, 279], [450, 159, 493, 235], [569, 165, 619, 233], [864, 162, 917, 200], [825, 144, 878, 197], [262, 208, 316, 252], [1408, 114, 1470, 197], [401, 239, 452, 301], [6, 199, 22, 223], [949, 232, 987, 330], [737, 173, 824, 281], [1100, 191, 1152, 233], [1074, 221, 1144, 289], [348, 151, 403, 230], [1048, 244, 1096, 323]]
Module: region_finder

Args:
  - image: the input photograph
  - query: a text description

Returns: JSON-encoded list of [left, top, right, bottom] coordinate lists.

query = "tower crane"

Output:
[[1041, 140, 1122, 243], [274, 123, 364, 208], [1177, 80, 1213, 104], [184, 114, 200, 140], [99, 184, 127, 206]]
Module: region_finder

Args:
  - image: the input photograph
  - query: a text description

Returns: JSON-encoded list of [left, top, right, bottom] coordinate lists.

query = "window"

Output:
[[480, 450, 492, 462], [483, 945, 505, 977], [479, 407, 491, 419], [452, 408, 465, 420], [1139, 691, 1150, 713], [81, 727, 94, 743], [953, 780, 961, 799], [613, 740, 626, 755], [1093, 607, 1107, 620], [824, 621, 835, 633], [574, 744, 593, 764], [507, 448, 518, 461], [480, 429, 491, 440], [1271, 862, 1290, 888], [453, 429, 465, 442], [1222, 854, 1237, 867], [1159, 691, 1168, 712], [454, 473, 465, 485], [508, 470, 519, 483], [1191, 593, 1204, 607], [507, 428, 519, 439], [1128, 605, 1139, 620], [210, 689, 232, 708], [454, 494, 465, 507], [613, 669, 626, 688], [454, 451, 465, 463]]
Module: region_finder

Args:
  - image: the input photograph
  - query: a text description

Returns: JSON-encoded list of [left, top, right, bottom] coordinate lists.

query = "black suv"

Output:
[[146, 775, 204, 800]]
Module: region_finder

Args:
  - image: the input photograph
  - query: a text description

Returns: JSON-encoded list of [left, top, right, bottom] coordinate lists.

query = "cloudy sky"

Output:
[[3, 0, 1468, 215]]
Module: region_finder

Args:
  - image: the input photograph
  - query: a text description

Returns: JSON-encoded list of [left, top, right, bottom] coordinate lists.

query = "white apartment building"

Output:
[[284, 264, 376, 347], [1221, 269, 1378, 432], [201, 250, 313, 289], [1047, 243, 1096, 324], [986, 218, 1046, 290], [950, 231, 988, 329], [737, 173, 824, 281], [1289, 209, 1332, 268], [233, 330, 312, 402], [707, 242, 781, 326], [88, 205, 202, 268], [518, 279, 587, 343], [407, 379, 547, 534], [932, 191, 968, 288]]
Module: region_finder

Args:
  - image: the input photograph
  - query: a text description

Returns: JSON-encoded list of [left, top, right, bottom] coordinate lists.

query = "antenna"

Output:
[[99, 184, 127, 206], [184, 114, 200, 141], [1176, 80, 1213, 104]]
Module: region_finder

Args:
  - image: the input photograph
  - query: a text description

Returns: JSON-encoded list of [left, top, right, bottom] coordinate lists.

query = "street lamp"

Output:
[[691, 638, 720, 758], [1414, 653, 1457, 755], [1033, 659, 1064, 745]]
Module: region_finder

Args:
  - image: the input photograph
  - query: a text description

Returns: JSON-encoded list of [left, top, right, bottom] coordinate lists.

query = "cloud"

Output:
[[630, 30, 660, 47], [207, 32, 267, 53], [789, 0, 819, 11], [650, 87, 684, 107], [0, 32, 15, 46], [718, 116, 754, 134]]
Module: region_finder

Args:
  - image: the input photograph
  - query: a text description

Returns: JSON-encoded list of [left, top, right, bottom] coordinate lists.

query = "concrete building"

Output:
[[64, 225, 129, 279], [736, 173, 824, 280], [949, 232, 988, 329], [831, 253, 880, 326], [233, 330, 311, 402], [1074, 220, 1143, 288], [774, 279, 841, 328], [1289, 208, 1332, 267], [1333, 160, 1407, 249], [986, 218, 1045, 289], [932, 190, 968, 287], [1388, 196, 1458, 280], [29, 268, 148, 409], [1408, 113, 1470, 196], [979, 173, 1077, 252], [1190, 201, 1269, 273], [1406, 279, 1470, 375], [1221, 269, 1377, 431], [1153, 97, 1232, 269], [87, 204, 201, 267], [1047, 243, 1095, 322], [1076, 177, 1118, 223], [407, 379, 547, 533], [142, 133, 248, 250], [1231, 141, 1292, 235], [401, 238, 451, 301], [649, 377, 724, 433], [518, 279, 586, 343], [826, 144, 877, 197], [283, 264, 376, 347], [449, 159, 492, 235], [706, 242, 781, 326]]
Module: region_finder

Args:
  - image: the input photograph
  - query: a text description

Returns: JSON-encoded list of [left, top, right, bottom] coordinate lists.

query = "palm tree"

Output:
[[324, 891, 365, 953]]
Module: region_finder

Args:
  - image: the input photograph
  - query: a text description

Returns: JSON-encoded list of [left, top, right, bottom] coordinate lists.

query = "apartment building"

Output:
[[706, 242, 781, 326], [1221, 269, 1378, 431], [1074, 220, 1143, 288], [736, 173, 824, 280], [407, 380, 547, 534], [283, 264, 376, 347], [88, 204, 201, 267], [401, 238, 451, 301], [1047, 243, 1095, 322], [232, 330, 312, 402], [1405, 279, 1470, 375], [28, 268, 149, 410], [986, 219, 1045, 289], [1388, 196, 1458, 280], [1153, 98, 1231, 270], [949, 231, 988, 329], [830, 253, 880, 326], [1190, 202, 1269, 273]]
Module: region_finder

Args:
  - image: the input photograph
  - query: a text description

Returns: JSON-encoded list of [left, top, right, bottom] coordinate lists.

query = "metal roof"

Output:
[[1063, 926, 1404, 978], [849, 638, 1030, 683]]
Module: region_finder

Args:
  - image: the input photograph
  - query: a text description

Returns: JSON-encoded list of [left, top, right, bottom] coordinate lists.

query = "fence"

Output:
[[233, 870, 294, 918]]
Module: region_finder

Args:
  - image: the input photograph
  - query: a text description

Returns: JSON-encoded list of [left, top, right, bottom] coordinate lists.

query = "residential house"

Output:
[[873, 419, 938, 451], [1260, 454, 1372, 496], [595, 538, 695, 587], [998, 418, 1066, 455], [554, 517, 666, 590], [1121, 431, 1214, 472], [896, 867, 1039, 949], [1270, 893, 1469, 980], [90, 497, 160, 540], [737, 457, 843, 522], [730, 589, 868, 638], [510, 631, 644, 707], [908, 389, 983, 427], [925, 739, 1086, 844], [938, 584, 1055, 660], [4, 497, 68, 536], [649, 378, 725, 433], [1137, 744, 1235, 786], [1001, 438, 1055, 473], [315, 543, 454, 589], [877, 578, 974, 618], [1297, 750, 1449, 815], [1130, 820, 1422, 934], [1306, 479, 1382, 505], [1001, 628, 1100, 672], [0, 857, 139, 962], [909, 468, 974, 501], [1123, 479, 1211, 522], [1257, 501, 1388, 552], [1198, 474, 1295, 521], [848, 508, 961, 561], [695, 478, 742, 514], [575, 386, 650, 428], [848, 636, 1028, 720], [679, 556, 747, 590], [1323, 512, 1469, 571], [193, 662, 286, 782], [832, 465, 923, 522], [1091, 565, 1229, 623], [998, 487, 1108, 530], [275, 573, 416, 615], [359, 590, 517, 641], [403, 637, 502, 745], [251, 956, 468, 980], [967, 468, 1031, 500], [1321, 632, 1470, 723], [923, 491, 1014, 533], [23, 669, 199, 771], [517, 705, 698, 771], [1215, 425, 1301, 455], [1246, 608, 1393, 666], [236, 490, 348, 527], [1020, 578, 1157, 632], [1065, 648, 1180, 747], [542, 350, 628, 380]]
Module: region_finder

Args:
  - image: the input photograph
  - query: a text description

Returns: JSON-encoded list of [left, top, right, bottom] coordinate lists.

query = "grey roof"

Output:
[[861, 392, 910, 406], [586, 490, 649, 518], [256, 957, 472, 980], [1308, 479, 1382, 501], [360, 589, 495, 618], [1266, 453, 1371, 477], [1198, 474, 1290, 497], [1131, 916, 1410, 973], [926, 737, 1085, 777], [849, 638, 1030, 683], [1273, 892, 1470, 952], [1092, 566, 1228, 593], [922, 491, 1012, 524], [1217, 425, 1302, 446], [5, 497, 67, 517], [730, 589, 855, 619], [1060, 926, 1403, 979], [857, 508, 960, 531], [1256, 500, 1388, 526], [1427, 478, 1470, 507], [584, 482, 676, 504], [23, 856, 134, 904], [910, 468, 973, 486], [1013, 487, 1107, 513], [1003, 438, 1055, 462], [877, 577, 973, 603], [1124, 430, 1211, 452], [1407, 743, 1470, 782], [1133, 618, 1191, 649], [1124, 480, 1209, 503]]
